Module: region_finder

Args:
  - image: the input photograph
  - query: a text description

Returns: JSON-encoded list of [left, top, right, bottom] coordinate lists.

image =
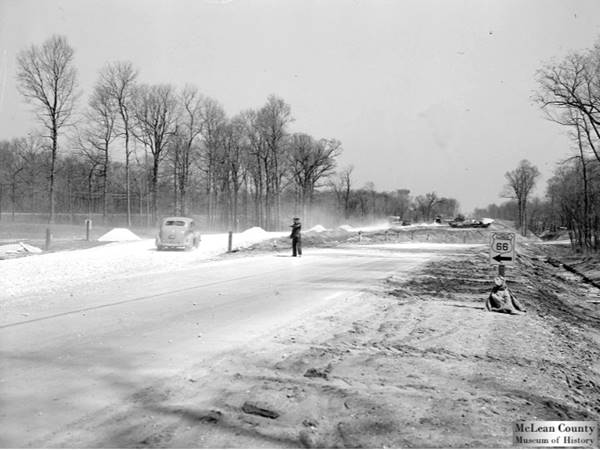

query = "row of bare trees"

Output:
[[8, 34, 344, 229], [1, 130, 459, 228], [4, 34, 463, 230]]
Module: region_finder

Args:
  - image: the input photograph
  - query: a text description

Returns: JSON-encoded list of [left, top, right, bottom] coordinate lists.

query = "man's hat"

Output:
[[494, 276, 505, 286], [293, 217, 300, 221]]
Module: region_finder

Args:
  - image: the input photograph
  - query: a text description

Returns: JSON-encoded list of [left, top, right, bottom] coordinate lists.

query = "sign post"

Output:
[[490, 232, 516, 276]]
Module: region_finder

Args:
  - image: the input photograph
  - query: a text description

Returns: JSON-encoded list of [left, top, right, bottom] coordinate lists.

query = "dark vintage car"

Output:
[[156, 216, 201, 251]]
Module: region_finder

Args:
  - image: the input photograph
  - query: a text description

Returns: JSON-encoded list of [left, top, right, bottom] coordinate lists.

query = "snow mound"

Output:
[[338, 224, 354, 232], [98, 228, 141, 242], [0, 242, 43, 257], [239, 226, 268, 239], [308, 224, 327, 233]]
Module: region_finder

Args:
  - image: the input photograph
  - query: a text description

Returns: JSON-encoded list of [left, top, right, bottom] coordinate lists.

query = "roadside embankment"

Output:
[[245, 224, 511, 253]]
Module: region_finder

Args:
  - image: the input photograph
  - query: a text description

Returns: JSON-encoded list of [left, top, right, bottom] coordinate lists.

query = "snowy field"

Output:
[[0, 227, 287, 300]]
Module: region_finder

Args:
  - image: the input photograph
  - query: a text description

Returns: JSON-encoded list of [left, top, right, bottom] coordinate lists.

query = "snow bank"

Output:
[[338, 223, 390, 233], [308, 225, 327, 233], [98, 228, 142, 242]]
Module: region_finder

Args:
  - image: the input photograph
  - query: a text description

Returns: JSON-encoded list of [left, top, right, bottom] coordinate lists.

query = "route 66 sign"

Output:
[[490, 232, 516, 265]]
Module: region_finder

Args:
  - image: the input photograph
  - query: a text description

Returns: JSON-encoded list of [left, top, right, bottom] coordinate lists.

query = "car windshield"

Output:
[[164, 220, 186, 226]]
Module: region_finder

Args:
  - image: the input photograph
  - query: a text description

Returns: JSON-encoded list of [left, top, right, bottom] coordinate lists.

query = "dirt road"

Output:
[[1, 242, 599, 448]]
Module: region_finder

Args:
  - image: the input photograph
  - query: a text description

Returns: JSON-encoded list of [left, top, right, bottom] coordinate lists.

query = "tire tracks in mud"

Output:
[[196, 245, 600, 447]]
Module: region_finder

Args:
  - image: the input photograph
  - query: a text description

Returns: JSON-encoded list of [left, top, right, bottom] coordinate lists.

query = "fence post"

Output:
[[45, 228, 52, 250], [85, 219, 92, 241], [228, 231, 233, 252]]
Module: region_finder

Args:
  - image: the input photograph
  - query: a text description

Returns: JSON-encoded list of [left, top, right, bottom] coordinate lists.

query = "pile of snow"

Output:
[[19, 243, 43, 254], [338, 224, 354, 232], [481, 218, 495, 225], [235, 227, 288, 249], [308, 224, 327, 233], [98, 228, 141, 242], [0, 242, 42, 258], [238, 226, 269, 239]]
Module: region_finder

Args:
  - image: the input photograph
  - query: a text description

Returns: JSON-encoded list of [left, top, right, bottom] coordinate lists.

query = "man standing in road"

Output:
[[290, 217, 302, 257]]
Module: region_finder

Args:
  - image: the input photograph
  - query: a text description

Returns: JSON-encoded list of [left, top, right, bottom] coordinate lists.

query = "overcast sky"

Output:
[[1, 0, 599, 212]]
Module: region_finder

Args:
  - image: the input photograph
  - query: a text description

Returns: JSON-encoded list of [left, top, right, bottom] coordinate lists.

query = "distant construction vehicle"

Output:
[[448, 216, 494, 228]]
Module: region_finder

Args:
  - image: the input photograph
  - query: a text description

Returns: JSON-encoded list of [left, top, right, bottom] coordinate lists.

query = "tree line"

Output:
[[1, 35, 344, 230], [478, 155, 600, 252], [0, 34, 460, 231], [479, 40, 600, 252], [475, 36, 600, 253]]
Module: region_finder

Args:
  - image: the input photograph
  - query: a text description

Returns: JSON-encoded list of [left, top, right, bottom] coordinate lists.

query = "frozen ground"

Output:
[[0, 228, 287, 301]]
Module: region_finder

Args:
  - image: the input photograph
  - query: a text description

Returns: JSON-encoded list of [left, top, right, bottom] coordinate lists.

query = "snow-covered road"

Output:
[[0, 228, 287, 302], [0, 243, 444, 447]]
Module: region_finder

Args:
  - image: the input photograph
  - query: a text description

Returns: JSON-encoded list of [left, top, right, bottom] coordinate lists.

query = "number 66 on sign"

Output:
[[490, 232, 516, 266]]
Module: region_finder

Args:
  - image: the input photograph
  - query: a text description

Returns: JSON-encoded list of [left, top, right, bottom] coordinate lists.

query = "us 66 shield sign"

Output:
[[490, 232, 516, 265]]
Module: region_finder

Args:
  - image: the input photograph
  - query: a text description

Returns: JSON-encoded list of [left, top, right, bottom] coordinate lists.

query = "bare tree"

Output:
[[82, 81, 118, 222], [288, 134, 342, 220], [504, 159, 540, 236], [239, 109, 266, 227], [16, 35, 78, 223], [536, 49, 600, 163], [198, 97, 227, 228], [331, 165, 354, 219], [256, 95, 293, 229], [99, 61, 138, 226], [415, 192, 439, 222], [131, 84, 178, 221], [176, 85, 204, 215], [16, 133, 46, 212], [0, 139, 24, 219], [220, 115, 249, 230]]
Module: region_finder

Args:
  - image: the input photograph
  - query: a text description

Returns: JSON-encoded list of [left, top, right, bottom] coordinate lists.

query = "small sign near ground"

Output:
[[490, 232, 516, 266]]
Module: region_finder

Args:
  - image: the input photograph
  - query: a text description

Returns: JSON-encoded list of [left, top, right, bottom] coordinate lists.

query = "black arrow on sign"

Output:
[[493, 254, 512, 262]]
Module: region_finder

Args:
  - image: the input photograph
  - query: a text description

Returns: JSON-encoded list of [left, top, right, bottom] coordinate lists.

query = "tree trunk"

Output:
[[152, 157, 159, 224], [49, 126, 58, 224], [103, 143, 109, 225], [125, 129, 131, 227]]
